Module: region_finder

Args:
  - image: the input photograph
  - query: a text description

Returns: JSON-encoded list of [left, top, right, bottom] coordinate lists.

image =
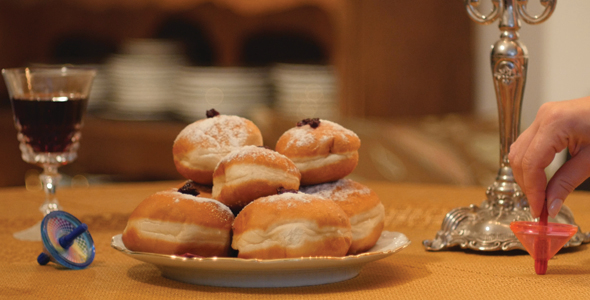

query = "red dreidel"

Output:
[[510, 201, 578, 275]]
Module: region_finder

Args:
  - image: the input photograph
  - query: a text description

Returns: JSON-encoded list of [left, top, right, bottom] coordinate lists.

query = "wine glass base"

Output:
[[13, 220, 42, 241], [13, 198, 62, 241]]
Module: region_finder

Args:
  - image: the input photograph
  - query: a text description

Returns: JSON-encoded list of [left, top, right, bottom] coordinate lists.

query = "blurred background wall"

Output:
[[0, 0, 588, 189]]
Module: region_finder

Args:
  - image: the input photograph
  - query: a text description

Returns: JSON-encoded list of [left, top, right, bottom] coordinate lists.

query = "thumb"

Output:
[[546, 150, 590, 217]]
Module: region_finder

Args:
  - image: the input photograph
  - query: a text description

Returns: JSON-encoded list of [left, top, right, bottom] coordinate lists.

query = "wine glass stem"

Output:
[[39, 164, 62, 215]]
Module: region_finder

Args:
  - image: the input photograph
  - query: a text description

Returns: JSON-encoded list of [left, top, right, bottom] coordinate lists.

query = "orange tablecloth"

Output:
[[2, 181, 590, 299]]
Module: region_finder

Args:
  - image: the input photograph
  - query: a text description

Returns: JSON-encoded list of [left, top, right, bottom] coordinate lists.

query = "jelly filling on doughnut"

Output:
[[178, 180, 201, 196], [277, 187, 298, 194], [180, 253, 203, 258], [296, 118, 321, 128], [206, 109, 220, 118]]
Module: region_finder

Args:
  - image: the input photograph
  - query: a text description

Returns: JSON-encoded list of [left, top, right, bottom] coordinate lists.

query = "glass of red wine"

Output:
[[2, 66, 95, 240]]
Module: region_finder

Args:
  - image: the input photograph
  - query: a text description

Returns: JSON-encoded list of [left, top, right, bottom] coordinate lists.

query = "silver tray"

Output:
[[111, 231, 410, 288]]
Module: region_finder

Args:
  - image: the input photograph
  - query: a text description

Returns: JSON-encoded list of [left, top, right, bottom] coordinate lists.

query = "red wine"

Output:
[[11, 94, 88, 153]]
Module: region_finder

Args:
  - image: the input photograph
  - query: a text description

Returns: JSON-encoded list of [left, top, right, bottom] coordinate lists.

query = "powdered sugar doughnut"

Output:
[[300, 179, 384, 254], [275, 119, 360, 185], [212, 146, 301, 213], [122, 188, 234, 257], [173, 113, 263, 185], [232, 192, 352, 259]]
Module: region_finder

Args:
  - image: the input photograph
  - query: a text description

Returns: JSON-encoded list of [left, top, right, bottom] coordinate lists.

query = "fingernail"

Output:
[[548, 198, 564, 218]]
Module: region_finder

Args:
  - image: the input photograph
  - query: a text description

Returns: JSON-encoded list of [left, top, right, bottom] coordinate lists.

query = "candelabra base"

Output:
[[423, 195, 590, 251]]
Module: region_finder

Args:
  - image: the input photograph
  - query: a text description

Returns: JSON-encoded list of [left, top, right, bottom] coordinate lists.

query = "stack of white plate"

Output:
[[173, 66, 271, 121], [105, 39, 186, 120], [271, 64, 338, 120]]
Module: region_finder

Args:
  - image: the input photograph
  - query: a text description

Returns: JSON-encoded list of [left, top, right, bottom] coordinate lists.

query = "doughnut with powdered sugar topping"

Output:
[[173, 113, 263, 185], [275, 119, 360, 185], [212, 145, 301, 213], [300, 179, 384, 254], [232, 192, 352, 259], [122, 189, 234, 257]]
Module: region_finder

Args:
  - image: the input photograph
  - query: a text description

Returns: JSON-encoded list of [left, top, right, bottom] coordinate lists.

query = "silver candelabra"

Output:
[[423, 0, 590, 251]]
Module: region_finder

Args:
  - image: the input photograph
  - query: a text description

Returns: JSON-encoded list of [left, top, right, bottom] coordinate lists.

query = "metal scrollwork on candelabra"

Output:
[[423, 0, 590, 251]]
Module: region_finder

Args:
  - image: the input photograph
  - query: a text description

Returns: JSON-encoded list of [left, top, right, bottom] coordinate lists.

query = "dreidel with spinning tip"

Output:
[[510, 200, 578, 275], [37, 211, 95, 270]]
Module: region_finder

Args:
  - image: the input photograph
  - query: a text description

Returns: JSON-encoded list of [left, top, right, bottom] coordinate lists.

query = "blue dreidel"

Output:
[[37, 211, 95, 270], [37, 223, 89, 265]]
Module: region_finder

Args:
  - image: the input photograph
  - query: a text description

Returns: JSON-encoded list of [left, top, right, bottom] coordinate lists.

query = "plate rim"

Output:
[[111, 231, 410, 287], [111, 230, 411, 265]]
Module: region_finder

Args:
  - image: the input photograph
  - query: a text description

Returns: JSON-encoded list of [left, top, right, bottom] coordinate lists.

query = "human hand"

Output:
[[509, 97, 590, 218]]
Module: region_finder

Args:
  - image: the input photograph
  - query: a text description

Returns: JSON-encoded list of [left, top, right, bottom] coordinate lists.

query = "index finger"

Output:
[[521, 129, 566, 218]]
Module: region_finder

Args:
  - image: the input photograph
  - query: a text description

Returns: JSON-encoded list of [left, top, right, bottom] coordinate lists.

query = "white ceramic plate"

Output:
[[111, 231, 410, 288]]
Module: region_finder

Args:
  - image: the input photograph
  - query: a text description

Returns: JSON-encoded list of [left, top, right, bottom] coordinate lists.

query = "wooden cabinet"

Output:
[[0, 0, 473, 117], [340, 1, 473, 117], [0, 0, 474, 186]]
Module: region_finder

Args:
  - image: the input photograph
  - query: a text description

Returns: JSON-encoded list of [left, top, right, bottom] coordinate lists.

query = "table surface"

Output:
[[2, 180, 590, 299]]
